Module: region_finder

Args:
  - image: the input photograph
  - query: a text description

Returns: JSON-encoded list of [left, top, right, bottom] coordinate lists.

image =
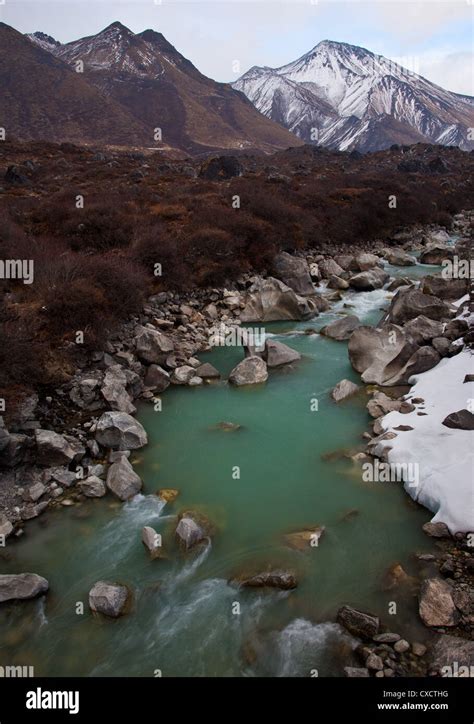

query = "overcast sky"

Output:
[[1, 0, 473, 94]]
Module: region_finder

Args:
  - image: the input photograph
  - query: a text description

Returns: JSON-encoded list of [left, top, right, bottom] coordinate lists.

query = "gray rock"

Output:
[[387, 289, 455, 325], [394, 639, 410, 654], [419, 245, 453, 265], [95, 411, 147, 450], [175, 512, 211, 550], [240, 277, 318, 322], [265, 340, 301, 368], [367, 392, 401, 418], [0, 515, 13, 540], [101, 382, 135, 414], [383, 248, 417, 266], [442, 409, 474, 430], [231, 570, 297, 590], [0, 573, 49, 603], [79, 476, 106, 498], [327, 275, 349, 290], [366, 653, 384, 671], [419, 578, 457, 627], [422, 522, 451, 538], [319, 258, 345, 279], [337, 605, 380, 639], [106, 457, 142, 501], [404, 315, 444, 345], [229, 356, 268, 386], [431, 337, 450, 357], [331, 379, 360, 402], [142, 526, 162, 559], [445, 319, 469, 341], [35, 429, 85, 466], [144, 365, 171, 391], [321, 315, 361, 341], [273, 252, 314, 295], [349, 268, 389, 291], [134, 325, 174, 363], [196, 363, 220, 379], [351, 252, 381, 272], [89, 581, 129, 618], [24, 482, 46, 502], [171, 366, 195, 385], [421, 275, 469, 300]]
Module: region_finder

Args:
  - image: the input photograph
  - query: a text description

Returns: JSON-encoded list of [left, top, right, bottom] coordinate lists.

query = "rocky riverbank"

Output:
[[0, 211, 472, 676]]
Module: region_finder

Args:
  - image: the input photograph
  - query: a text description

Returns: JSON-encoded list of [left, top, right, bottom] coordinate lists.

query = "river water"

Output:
[[0, 258, 447, 677]]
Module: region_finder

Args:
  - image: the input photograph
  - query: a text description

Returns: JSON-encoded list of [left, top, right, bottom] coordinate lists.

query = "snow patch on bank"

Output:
[[381, 349, 474, 533]]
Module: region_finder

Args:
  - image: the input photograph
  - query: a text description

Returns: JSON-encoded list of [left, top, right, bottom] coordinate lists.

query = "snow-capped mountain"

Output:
[[10, 21, 299, 154], [233, 40, 474, 152]]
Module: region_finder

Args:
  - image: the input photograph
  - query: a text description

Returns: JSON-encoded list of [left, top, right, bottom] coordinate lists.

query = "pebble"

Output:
[[394, 639, 410, 654]]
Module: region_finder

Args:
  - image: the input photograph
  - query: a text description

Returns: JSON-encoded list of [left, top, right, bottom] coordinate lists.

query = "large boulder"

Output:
[[101, 366, 135, 415], [319, 258, 345, 279], [264, 340, 301, 368], [421, 275, 469, 300], [420, 245, 453, 265], [331, 379, 360, 402], [142, 526, 163, 560], [383, 248, 417, 266], [240, 277, 318, 322], [348, 324, 433, 386], [273, 252, 314, 295], [144, 364, 170, 392], [35, 430, 85, 466], [95, 412, 147, 450], [386, 289, 455, 325], [350, 252, 381, 271], [175, 511, 212, 550], [404, 315, 444, 345], [195, 363, 220, 379], [230, 570, 297, 590], [229, 357, 268, 386], [337, 605, 380, 639], [106, 456, 142, 501], [171, 366, 195, 385], [78, 476, 106, 498], [442, 409, 474, 430], [134, 325, 174, 364], [349, 268, 389, 291], [367, 391, 402, 418], [89, 581, 130, 618], [419, 578, 457, 627], [0, 573, 49, 603], [321, 315, 361, 341]]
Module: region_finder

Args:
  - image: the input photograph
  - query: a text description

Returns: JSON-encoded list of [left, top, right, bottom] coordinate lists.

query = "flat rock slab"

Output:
[[0, 573, 49, 603]]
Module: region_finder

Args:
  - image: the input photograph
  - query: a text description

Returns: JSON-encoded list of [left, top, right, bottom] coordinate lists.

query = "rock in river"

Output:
[[240, 277, 318, 322], [89, 581, 130, 618], [265, 339, 301, 368], [106, 457, 142, 501], [95, 411, 147, 450], [0, 573, 49, 604], [321, 314, 361, 341], [349, 268, 389, 291], [175, 511, 212, 550], [419, 578, 457, 627], [230, 570, 297, 590], [229, 356, 268, 386], [142, 526, 163, 560], [337, 605, 380, 639], [284, 526, 325, 550], [331, 379, 360, 402]]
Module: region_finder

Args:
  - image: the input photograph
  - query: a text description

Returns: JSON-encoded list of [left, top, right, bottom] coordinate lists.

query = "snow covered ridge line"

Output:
[[380, 345, 474, 534], [233, 39, 474, 152]]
